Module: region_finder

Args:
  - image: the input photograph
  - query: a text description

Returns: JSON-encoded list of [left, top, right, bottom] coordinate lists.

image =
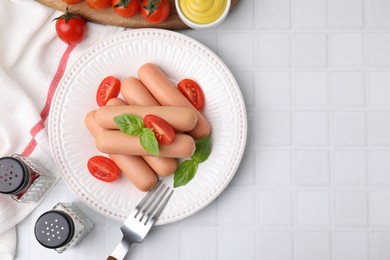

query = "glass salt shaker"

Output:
[[34, 203, 94, 254], [0, 154, 54, 202]]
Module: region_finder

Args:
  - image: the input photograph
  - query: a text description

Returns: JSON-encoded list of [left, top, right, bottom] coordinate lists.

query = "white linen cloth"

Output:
[[0, 1, 125, 259]]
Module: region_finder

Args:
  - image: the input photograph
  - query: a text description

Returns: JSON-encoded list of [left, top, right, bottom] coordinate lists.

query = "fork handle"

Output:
[[107, 238, 132, 260]]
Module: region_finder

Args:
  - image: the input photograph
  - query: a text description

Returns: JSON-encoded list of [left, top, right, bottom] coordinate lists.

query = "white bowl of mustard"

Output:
[[175, 0, 231, 29]]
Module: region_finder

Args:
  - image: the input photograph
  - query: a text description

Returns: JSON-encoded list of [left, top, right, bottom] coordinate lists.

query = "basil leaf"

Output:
[[174, 135, 212, 187], [113, 114, 144, 135], [173, 160, 198, 188], [140, 128, 159, 156], [191, 135, 212, 163]]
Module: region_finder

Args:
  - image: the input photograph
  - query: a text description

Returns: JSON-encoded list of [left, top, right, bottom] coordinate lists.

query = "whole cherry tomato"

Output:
[[144, 114, 176, 145], [54, 7, 87, 45], [178, 79, 205, 110], [96, 76, 121, 107], [140, 0, 170, 24], [86, 0, 111, 9], [112, 0, 140, 18], [87, 156, 121, 182]]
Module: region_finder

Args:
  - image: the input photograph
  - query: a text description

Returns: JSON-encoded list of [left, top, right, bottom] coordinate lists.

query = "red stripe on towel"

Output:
[[30, 120, 45, 136], [21, 138, 37, 157], [21, 44, 76, 157], [40, 44, 75, 121]]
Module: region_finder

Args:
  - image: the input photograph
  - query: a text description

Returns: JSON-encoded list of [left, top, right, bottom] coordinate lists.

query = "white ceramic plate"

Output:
[[49, 29, 247, 225]]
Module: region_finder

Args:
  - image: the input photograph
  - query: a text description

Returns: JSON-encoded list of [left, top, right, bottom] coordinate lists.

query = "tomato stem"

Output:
[[140, 0, 161, 16], [53, 6, 81, 23], [114, 0, 134, 8]]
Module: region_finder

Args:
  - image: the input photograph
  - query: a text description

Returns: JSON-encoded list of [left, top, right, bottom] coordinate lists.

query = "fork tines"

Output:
[[134, 182, 173, 226]]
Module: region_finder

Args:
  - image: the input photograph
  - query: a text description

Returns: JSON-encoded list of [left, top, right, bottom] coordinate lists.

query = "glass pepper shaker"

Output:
[[0, 154, 54, 202], [34, 203, 94, 254]]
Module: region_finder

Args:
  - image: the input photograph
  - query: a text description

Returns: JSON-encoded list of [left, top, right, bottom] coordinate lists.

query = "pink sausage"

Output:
[[95, 105, 198, 133], [95, 130, 196, 158]]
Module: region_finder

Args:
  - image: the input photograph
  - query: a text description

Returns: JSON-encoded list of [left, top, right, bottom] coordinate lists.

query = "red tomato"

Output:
[[54, 7, 87, 45], [86, 0, 111, 9], [63, 0, 82, 4], [144, 114, 175, 145], [87, 156, 121, 182], [140, 0, 170, 24], [96, 76, 121, 107], [112, 0, 140, 18], [178, 79, 205, 110]]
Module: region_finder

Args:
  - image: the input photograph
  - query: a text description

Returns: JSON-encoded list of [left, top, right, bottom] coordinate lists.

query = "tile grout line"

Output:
[[327, 0, 337, 258], [221, 28, 390, 34], [290, 0, 297, 259], [362, 0, 374, 259]]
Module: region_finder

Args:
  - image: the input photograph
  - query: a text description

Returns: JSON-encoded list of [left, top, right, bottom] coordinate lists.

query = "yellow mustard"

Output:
[[179, 0, 228, 25]]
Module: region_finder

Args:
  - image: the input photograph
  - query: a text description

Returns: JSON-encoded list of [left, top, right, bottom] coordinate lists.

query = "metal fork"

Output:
[[106, 181, 174, 260]]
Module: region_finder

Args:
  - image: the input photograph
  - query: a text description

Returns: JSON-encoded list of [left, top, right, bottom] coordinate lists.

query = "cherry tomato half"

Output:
[[96, 76, 121, 107], [177, 79, 205, 110], [86, 0, 111, 9], [140, 0, 170, 24], [54, 7, 87, 45], [87, 156, 121, 182], [144, 114, 175, 145], [112, 0, 140, 18]]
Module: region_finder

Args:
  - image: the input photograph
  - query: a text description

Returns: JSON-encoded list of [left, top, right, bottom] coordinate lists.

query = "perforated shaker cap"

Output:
[[34, 210, 75, 249], [0, 157, 29, 194]]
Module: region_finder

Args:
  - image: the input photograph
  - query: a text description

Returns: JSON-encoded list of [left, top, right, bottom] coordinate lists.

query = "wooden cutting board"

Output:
[[37, 0, 240, 30]]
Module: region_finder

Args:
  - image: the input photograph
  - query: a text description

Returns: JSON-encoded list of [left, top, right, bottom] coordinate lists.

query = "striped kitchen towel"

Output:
[[0, 1, 124, 258]]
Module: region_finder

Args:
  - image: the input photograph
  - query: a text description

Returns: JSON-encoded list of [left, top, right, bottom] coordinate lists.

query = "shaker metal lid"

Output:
[[0, 157, 29, 194], [34, 210, 75, 249]]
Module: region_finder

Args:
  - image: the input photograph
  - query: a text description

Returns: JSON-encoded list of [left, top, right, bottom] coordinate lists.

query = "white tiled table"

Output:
[[17, 0, 390, 259]]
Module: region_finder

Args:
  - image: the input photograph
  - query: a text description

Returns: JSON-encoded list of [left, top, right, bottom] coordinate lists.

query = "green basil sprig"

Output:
[[114, 114, 159, 156], [174, 135, 211, 188]]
